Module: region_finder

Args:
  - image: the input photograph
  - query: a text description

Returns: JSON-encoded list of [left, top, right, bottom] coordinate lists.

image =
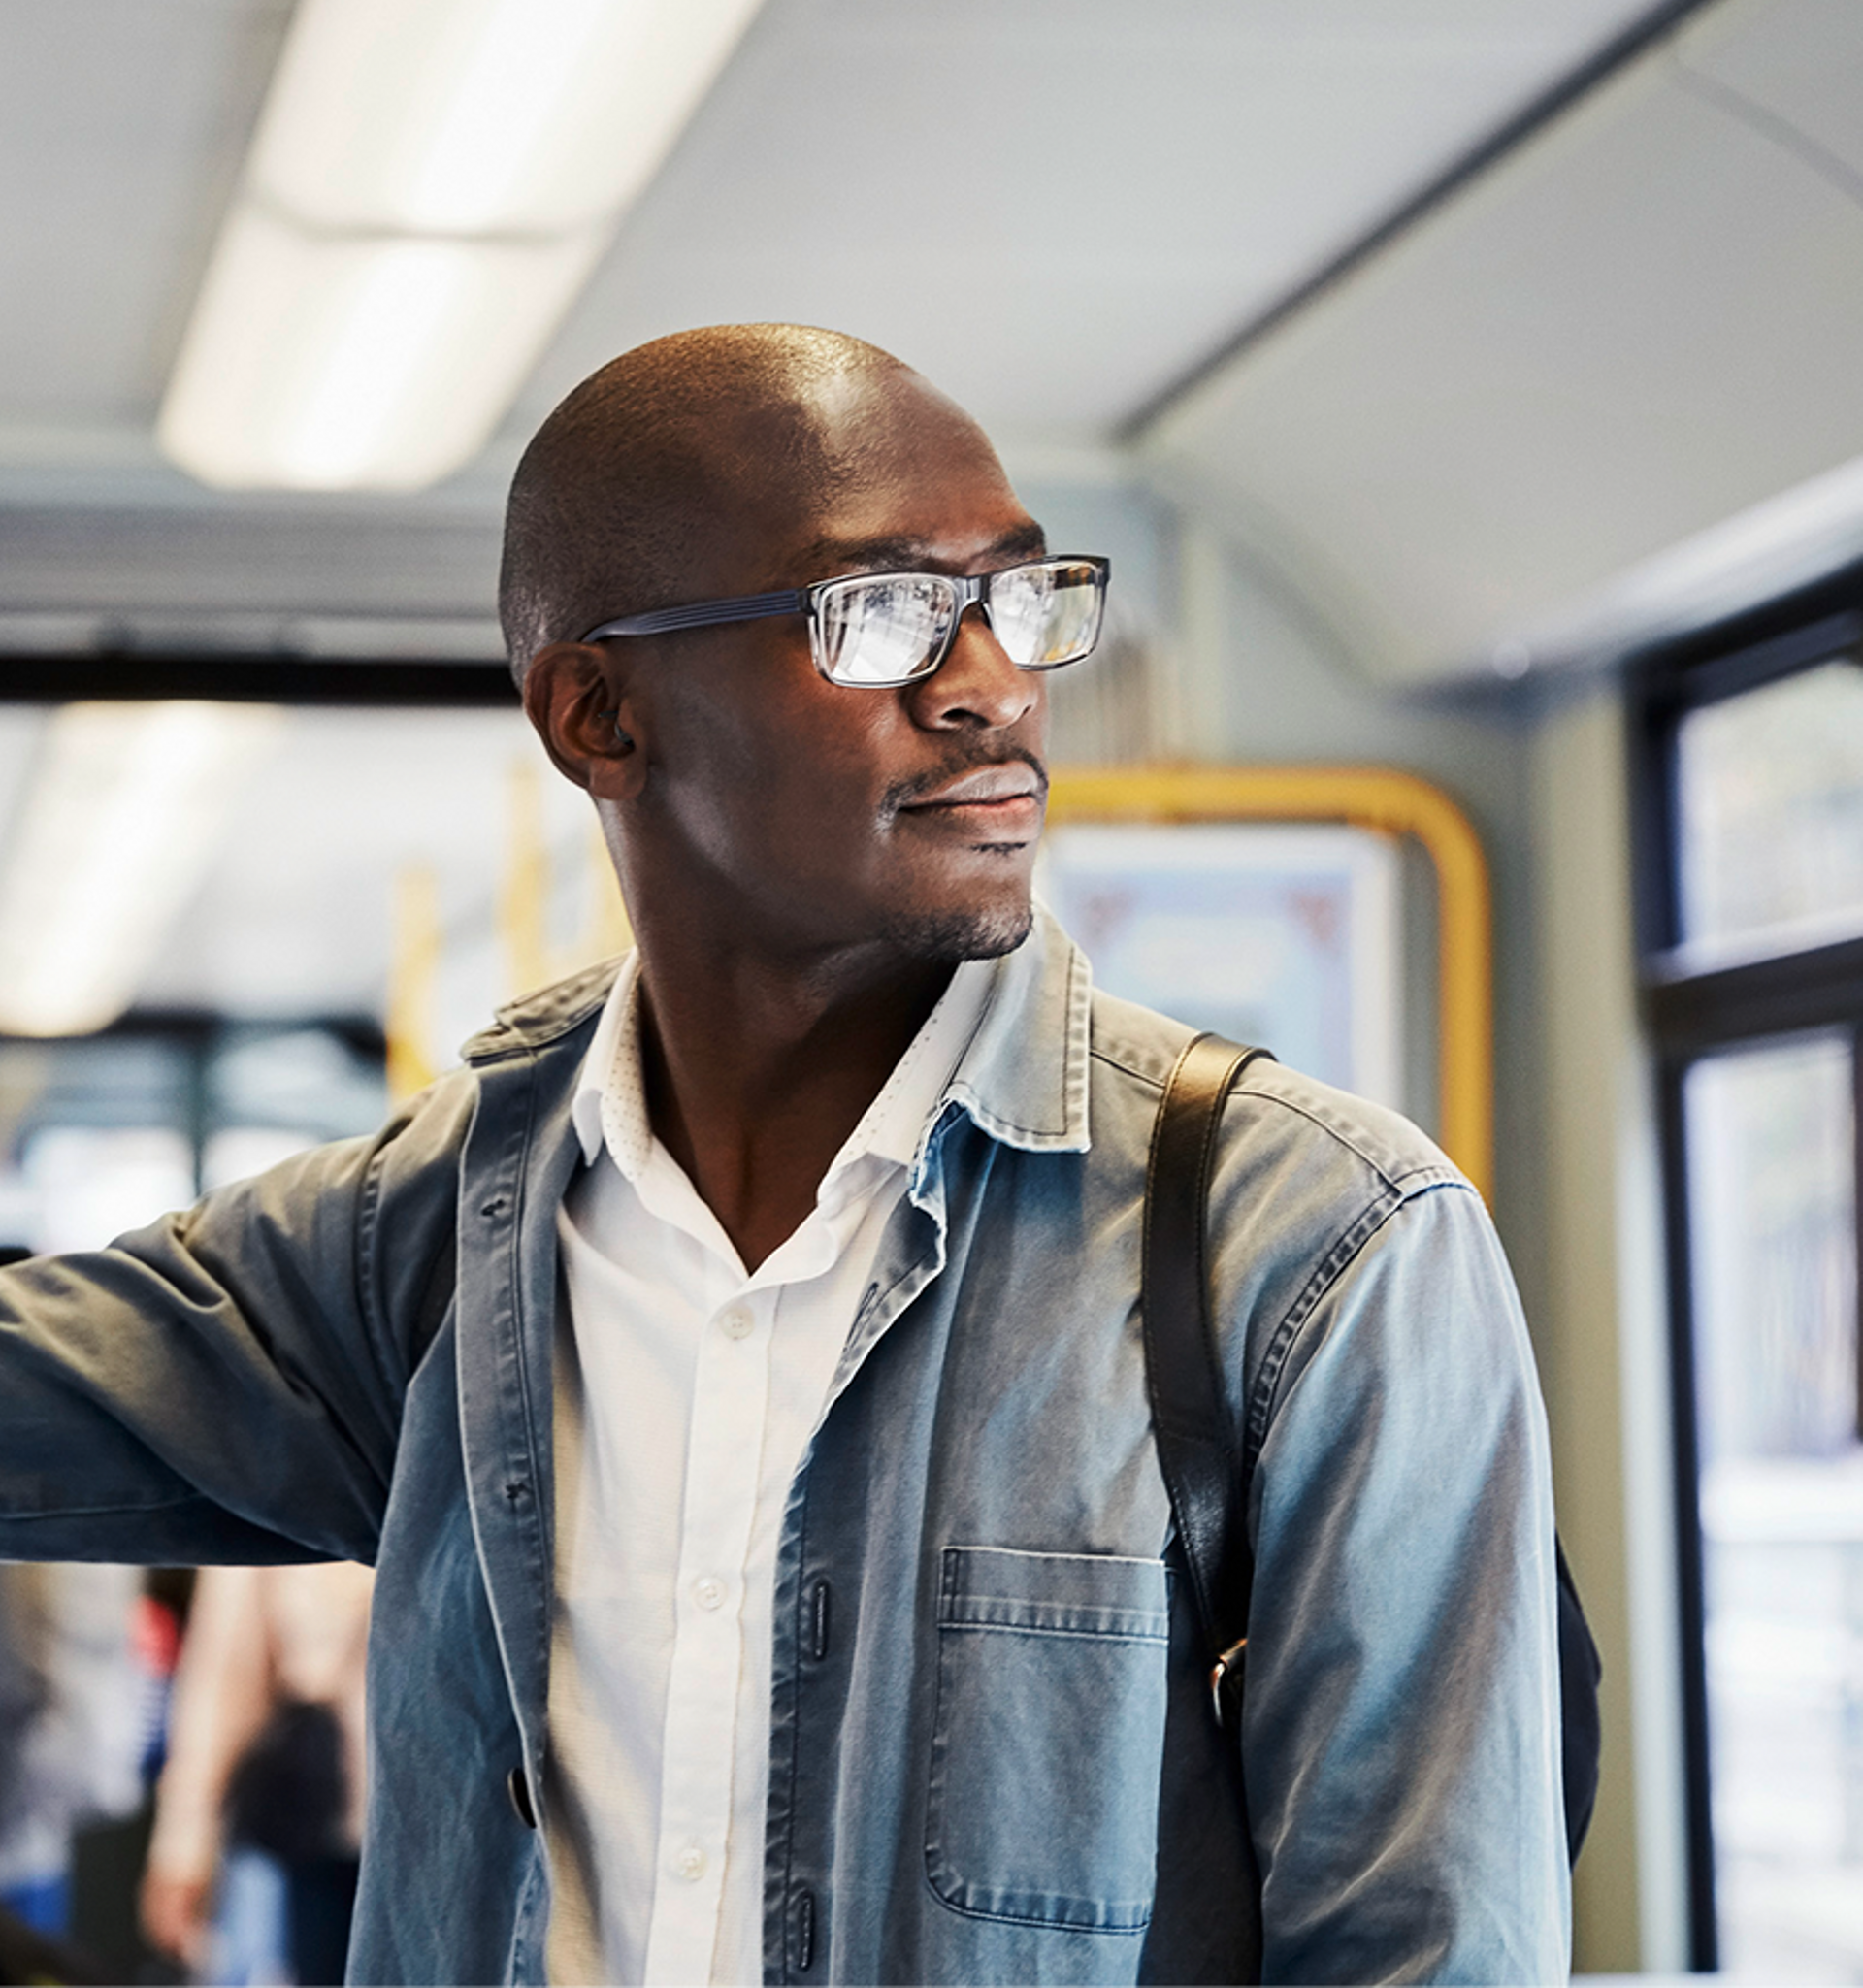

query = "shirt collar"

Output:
[[569, 946, 1016, 1190], [569, 952, 645, 1174], [844, 961, 994, 1175], [935, 901, 1094, 1162]]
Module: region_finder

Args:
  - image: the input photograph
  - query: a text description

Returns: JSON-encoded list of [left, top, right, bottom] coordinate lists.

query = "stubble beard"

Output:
[[876, 890, 1035, 963], [872, 746, 1045, 961]]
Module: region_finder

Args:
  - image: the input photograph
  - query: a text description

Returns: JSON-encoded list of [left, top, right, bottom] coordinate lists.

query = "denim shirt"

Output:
[[0, 912, 1569, 1985]]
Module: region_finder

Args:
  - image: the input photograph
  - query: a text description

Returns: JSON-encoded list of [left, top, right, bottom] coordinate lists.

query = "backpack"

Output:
[[1141, 1032, 1603, 1865]]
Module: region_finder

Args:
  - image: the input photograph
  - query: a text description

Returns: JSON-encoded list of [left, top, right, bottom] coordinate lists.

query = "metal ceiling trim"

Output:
[[0, 656, 517, 704], [1115, 0, 1725, 446]]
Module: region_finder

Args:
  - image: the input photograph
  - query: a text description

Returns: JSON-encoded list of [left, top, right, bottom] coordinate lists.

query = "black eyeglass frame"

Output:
[[578, 554, 1110, 688]]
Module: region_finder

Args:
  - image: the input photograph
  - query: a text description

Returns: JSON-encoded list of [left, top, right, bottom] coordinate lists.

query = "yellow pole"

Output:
[[385, 863, 441, 1102], [501, 758, 552, 998], [580, 816, 635, 961]]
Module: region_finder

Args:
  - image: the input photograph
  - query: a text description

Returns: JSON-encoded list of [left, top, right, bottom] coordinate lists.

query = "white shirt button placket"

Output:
[[641, 1285, 770, 1985]]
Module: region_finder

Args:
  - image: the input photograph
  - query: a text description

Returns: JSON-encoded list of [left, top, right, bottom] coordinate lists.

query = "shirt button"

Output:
[[692, 1576, 725, 1611], [718, 1305, 753, 1340], [674, 1842, 706, 1882]]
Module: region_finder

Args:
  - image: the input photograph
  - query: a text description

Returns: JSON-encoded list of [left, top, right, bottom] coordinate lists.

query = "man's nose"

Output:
[[907, 604, 1039, 730]]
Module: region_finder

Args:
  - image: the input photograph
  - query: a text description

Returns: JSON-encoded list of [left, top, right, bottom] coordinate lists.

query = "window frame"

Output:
[[1628, 570, 1863, 1972]]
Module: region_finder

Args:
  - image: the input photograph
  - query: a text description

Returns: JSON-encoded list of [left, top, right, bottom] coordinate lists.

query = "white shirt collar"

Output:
[[571, 952, 998, 1200]]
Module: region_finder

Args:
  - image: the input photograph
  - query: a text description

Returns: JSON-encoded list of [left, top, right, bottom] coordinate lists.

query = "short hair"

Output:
[[498, 324, 907, 683]]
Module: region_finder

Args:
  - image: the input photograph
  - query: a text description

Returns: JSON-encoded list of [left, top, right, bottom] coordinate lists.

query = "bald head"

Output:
[[500, 324, 987, 682], [511, 324, 1052, 981]]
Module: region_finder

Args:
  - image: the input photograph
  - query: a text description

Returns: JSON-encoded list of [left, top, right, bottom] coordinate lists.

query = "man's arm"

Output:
[[1229, 1182, 1570, 1986], [0, 1072, 472, 1568]]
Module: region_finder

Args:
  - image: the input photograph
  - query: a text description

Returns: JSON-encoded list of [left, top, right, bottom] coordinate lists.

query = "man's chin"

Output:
[[879, 895, 1034, 963]]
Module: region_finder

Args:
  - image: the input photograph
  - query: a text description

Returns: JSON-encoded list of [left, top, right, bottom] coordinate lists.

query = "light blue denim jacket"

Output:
[[0, 912, 1569, 1984]]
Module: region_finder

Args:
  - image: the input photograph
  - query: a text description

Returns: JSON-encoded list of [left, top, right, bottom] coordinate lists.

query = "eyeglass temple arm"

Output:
[[580, 589, 806, 644]]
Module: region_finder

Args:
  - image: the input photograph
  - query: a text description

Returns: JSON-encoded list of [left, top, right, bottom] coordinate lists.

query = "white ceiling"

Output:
[[2, 0, 1660, 454], [508, 0, 1663, 444], [1143, 0, 1863, 679], [0, 0, 1682, 663], [0, 1, 294, 444]]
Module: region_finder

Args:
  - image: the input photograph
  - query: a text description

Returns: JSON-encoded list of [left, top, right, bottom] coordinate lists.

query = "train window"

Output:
[[1636, 603, 1863, 1980], [1676, 655, 1863, 964], [0, 1024, 387, 1255], [1683, 1033, 1861, 1980], [1687, 1033, 1857, 1463]]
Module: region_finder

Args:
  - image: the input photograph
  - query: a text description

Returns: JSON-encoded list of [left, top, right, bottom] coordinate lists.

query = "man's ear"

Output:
[[521, 641, 647, 802]]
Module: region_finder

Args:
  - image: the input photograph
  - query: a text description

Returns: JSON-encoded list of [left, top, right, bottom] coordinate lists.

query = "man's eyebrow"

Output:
[[789, 520, 1049, 577]]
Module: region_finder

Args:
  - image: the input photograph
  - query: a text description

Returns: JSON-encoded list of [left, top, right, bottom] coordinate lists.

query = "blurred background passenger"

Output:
[[0, 1564, 145, 1943], [141, 1564, 373, 1988]]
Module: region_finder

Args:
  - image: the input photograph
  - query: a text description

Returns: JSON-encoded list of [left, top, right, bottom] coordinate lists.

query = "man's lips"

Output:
[[900, 766, 1045, 810], [894, 765, 1048, 839]]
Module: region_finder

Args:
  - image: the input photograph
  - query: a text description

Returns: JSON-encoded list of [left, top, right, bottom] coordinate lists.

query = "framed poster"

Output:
[[1039, 821, 1403, 1108]]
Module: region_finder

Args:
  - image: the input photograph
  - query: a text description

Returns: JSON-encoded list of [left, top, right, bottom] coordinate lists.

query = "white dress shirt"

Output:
[[543, 954, 996, 1985]]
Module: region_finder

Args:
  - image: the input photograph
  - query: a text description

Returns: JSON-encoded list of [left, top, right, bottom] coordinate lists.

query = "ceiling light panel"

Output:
[[251, 0, 765, 235], [0, 703, 283, 1037], [158, 0, 766, 491], [159, 207, 606, 490]]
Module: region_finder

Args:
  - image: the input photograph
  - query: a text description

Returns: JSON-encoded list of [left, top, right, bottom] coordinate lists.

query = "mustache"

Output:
[[878, 747, 1050, 824]]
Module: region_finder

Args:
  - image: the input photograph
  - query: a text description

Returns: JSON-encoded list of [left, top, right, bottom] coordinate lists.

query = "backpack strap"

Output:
[[1143, 1031, 1272, 1729], [1142, 1030, 1605, 1865]]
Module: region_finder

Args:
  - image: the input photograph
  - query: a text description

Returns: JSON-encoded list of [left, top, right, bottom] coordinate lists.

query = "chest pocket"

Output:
[[926, 1545, 1169, 1934]]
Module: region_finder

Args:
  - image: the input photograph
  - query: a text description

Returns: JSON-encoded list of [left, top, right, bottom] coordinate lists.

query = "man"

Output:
[[0, 324, 1567, 1984]]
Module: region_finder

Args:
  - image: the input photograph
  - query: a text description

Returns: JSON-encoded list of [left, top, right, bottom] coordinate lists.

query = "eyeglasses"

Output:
[[579, 553, 1109, 689]]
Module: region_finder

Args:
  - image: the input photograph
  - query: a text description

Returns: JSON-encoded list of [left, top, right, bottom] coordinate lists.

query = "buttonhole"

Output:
[[795, 1887, 815, 1972]]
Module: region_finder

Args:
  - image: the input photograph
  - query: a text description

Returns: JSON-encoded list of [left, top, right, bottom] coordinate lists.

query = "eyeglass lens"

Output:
[[816, 574, 959, 687], [987, 561, 1103, 669], [813, 560, 1103, 687]]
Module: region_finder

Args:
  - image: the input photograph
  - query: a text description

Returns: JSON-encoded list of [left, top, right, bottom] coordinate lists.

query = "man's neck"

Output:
[[634, 939, 954, 1272]]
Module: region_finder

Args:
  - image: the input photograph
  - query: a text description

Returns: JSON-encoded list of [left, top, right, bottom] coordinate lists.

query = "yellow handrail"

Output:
[[1047, 765, 1493, 1202], [385, 863, 441, 1103]]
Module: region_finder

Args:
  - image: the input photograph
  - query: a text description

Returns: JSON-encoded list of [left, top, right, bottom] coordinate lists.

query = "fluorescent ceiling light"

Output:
[[0, 703, 283, 1037], [160, 209, 605, 491], [158, 0, 766, 491], [251, 0, 766, 237]]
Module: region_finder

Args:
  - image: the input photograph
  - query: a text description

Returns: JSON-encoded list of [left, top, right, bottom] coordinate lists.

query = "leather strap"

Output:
[[1143, 1033, 1603, 1874], [1143, 1031, 1272, 1725]]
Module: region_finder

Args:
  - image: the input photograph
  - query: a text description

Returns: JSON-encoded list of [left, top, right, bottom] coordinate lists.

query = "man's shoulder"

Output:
[[1085, 985, 1466, 1209], [457, 956, 623, 1063], [318, 957, 617, 1214], [1083, 988, 1503, 1450]]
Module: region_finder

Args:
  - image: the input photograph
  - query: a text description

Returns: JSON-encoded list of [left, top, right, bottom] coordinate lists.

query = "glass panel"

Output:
[[1684, 1031, 1863, 1981], [22, 1124, 196, 1255], [816, 575, 950, 685], [0, 703, 630, 1092], [0, 1027, 387, 1253], [1677, 657, 1863, 962]]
